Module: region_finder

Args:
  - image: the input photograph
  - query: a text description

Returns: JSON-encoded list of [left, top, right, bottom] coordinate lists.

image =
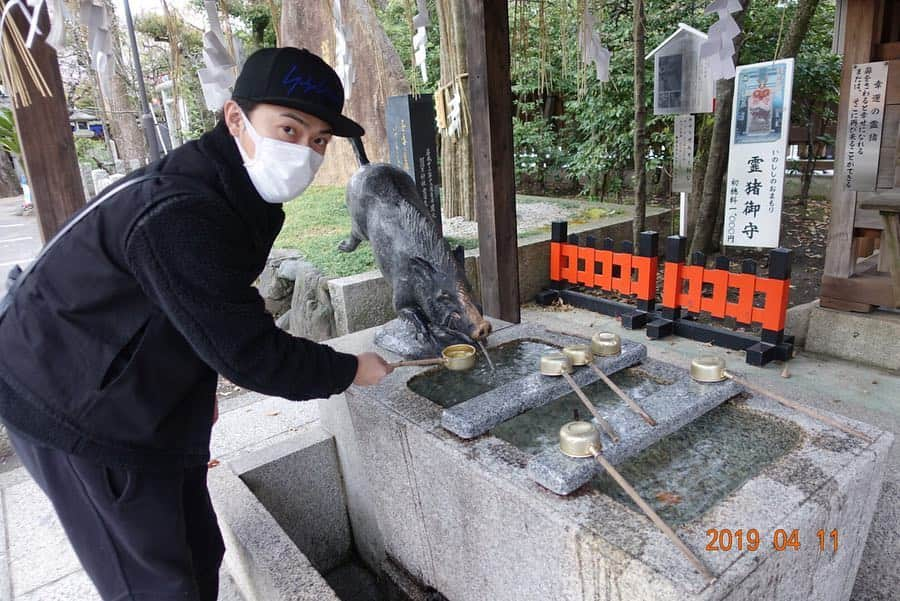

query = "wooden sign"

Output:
[[842, 61, 889, 191], [673, 114, 694, 192]]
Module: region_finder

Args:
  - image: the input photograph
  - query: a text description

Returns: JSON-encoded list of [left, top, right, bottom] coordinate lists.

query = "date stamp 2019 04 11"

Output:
[[705, 528, 840, 552]]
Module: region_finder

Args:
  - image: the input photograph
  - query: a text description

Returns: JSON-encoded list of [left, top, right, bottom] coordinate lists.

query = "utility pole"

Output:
[[122, 0, 162, 161], [9, 7, 86, 241]]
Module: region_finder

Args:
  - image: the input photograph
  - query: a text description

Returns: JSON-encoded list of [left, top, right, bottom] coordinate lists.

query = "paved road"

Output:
[[0, 195, 38, 474], [0, 196, 40, 273]]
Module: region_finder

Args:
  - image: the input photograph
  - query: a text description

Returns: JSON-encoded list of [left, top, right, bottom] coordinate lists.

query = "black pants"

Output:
[[7, 426, 225, 601]]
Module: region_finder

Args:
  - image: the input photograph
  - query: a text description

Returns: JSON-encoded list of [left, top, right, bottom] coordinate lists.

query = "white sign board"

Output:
[[653, 30, 715, 115], [842, 61, 889, 191], [723, 59, 794, 248], [673, 114, 695, 192]]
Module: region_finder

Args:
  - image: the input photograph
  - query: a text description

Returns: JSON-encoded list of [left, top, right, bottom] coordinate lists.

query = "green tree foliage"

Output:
[[135, 9, 215, 136], [188, 0, 278, 51], [376, 0, 441, 94], [0, 109, 20, 156], [509, 0, 714, 196], [506, 0, 839, 200]]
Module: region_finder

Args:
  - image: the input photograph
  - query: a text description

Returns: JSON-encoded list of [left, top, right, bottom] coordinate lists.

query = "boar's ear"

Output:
[[452, 245, 465, 266]]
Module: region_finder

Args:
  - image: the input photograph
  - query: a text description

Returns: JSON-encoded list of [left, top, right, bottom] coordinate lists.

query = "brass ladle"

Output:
[[389, 344, 477, 372], [691, 355, 873, 443], [559, 421, 715, 583], [540, 352, 620, 442], [562, 343, 657, 426]]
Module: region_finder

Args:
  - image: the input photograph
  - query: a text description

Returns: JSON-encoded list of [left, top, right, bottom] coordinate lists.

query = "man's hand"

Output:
[[353, 352, 394, 386]]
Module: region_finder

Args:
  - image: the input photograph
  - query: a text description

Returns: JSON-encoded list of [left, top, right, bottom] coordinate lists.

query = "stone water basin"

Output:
[[432, 332, 647, 439], [492, 366, 672, 455], [407, 339, 558, 408], [336, 321, 892, 601], [591, 402, 803, 526]]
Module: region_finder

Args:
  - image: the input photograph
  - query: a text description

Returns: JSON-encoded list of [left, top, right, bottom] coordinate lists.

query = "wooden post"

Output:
[[465, 0, 520, 323], [9, 6, 86, 242], [823, 0, 879, 279]]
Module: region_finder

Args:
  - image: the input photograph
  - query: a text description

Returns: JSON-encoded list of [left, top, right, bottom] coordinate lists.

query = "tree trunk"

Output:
[[436, 0, 476, 220], [160, 0, 183, 146], [101, 0, 147, 164], [280, 0, 410, 185], [689, 0, 750, 255], [799, 106, 820, 203], [777, 0, 822, 59], [781, 0, 823, 208], [687, 115, 713, 238], [0, 152, 22, 197], [632, 0, 647, 245]]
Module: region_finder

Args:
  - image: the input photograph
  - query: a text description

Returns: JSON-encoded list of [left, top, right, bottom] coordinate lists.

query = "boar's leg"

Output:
[[337, 233, 363, 253]]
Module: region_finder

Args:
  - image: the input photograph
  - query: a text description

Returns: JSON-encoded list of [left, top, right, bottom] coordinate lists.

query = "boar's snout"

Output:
[[471, 320, 492, 341]]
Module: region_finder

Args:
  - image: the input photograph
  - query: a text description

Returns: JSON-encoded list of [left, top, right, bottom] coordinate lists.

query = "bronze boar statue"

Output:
[[339, 140, 491, 359]]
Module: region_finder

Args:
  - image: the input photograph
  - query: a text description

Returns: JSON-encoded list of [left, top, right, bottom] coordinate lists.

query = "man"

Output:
[[0, 47, 392, 600]]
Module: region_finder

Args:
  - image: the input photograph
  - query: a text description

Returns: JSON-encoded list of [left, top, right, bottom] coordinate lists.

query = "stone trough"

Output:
[[324, 319, 892, 601]]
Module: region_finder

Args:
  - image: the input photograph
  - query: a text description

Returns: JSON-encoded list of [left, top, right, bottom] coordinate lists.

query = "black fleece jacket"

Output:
[[0, 121, 358, 469]]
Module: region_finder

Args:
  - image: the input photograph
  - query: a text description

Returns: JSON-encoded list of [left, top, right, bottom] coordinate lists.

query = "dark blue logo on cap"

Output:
[[282, 65, 341, 106]]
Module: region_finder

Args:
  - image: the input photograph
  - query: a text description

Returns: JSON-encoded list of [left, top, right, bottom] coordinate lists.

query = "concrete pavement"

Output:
[[0, 388, 315, 601], [0, 196, 39, 476], [0, 196, 39, 273]]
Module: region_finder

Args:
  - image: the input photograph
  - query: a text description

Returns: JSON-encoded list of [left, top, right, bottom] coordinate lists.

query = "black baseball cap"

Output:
[[232, 47, 364, 138]]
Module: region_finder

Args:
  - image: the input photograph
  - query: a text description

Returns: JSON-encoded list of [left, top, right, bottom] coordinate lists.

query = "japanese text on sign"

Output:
[[673, 115, 695, 193], [724, 59, 794, 248], [843, 62, 888, 191]]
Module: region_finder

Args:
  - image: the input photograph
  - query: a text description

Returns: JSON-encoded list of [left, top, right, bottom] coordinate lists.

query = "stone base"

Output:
[[373, 317, 443, 360], [804, 302, 900, 371]]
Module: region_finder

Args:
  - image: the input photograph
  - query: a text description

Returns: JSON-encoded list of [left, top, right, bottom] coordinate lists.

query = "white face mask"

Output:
[[234, 111, 324, 204]]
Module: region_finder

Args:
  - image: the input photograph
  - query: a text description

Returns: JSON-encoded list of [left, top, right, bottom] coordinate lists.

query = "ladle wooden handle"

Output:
[[724, 372, 874, 444], [388, 358, 446, 368], [593, 453, 716, 584], [561, 371, 620, 443], [589, 365, 657, 426]]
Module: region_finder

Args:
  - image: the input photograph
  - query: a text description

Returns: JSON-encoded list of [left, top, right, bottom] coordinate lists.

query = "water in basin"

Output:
[[592, 402, 803, 526], [407, 339, 557, 408], [491, 367, 671, 455]]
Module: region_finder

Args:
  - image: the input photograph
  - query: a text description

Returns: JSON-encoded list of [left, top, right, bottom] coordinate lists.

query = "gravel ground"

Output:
[[442, 201, 576, 240]]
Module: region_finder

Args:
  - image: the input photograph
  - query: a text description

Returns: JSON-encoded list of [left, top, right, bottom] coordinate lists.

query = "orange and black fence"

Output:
[[537, 221, 794, 366]]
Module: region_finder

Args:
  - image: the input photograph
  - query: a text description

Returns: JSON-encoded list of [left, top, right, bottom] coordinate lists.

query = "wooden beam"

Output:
[[824, 0, 881, 279], [886, 59, 900, 104], [10, 6, 85, 242], [876, 42, 900, 61], [465, 0, 520, 323], [820, 273, 897, 308]]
